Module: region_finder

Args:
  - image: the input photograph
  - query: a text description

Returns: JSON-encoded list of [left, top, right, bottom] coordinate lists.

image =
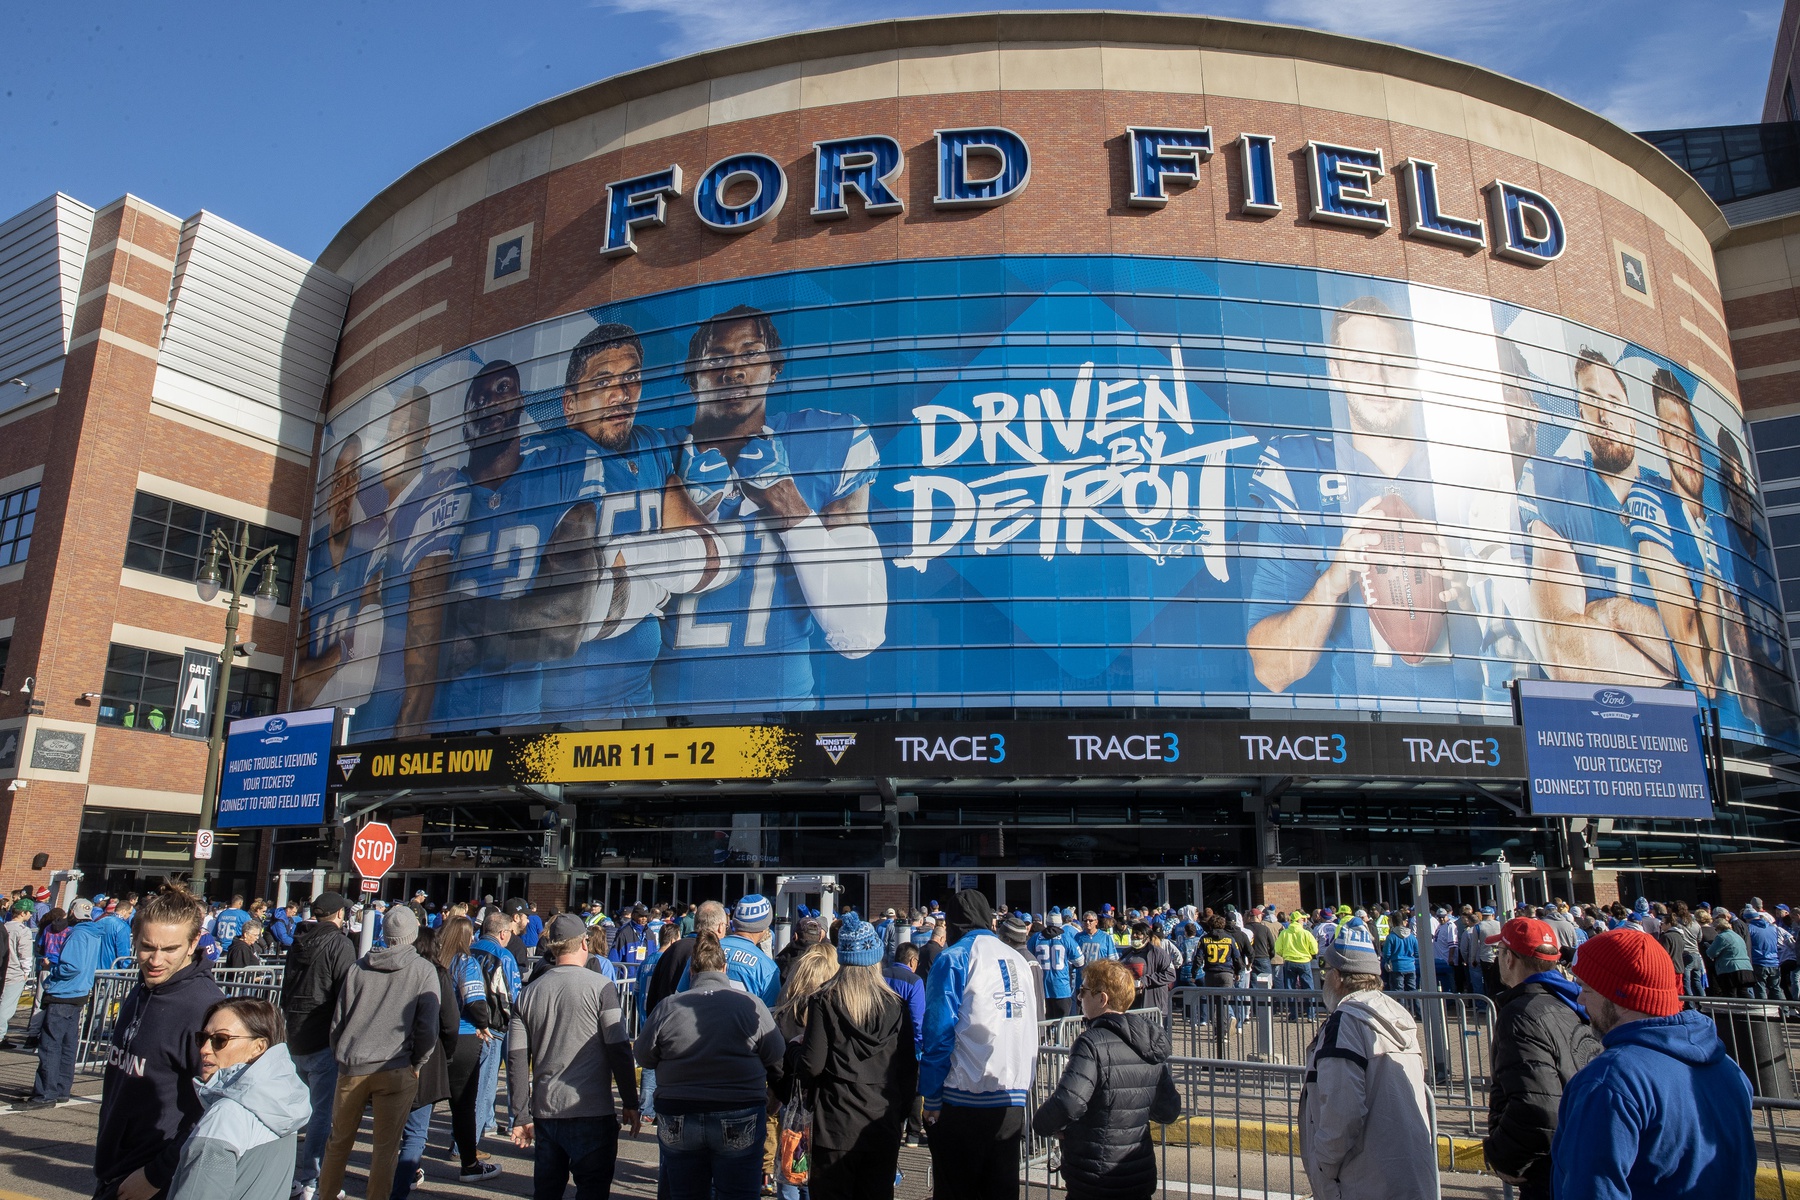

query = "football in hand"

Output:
[[1356, 493, 1447, 665]]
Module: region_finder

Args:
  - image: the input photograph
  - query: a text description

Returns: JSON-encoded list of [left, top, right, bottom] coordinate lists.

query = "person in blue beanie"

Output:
[[1552, 927, 1754, 1200]]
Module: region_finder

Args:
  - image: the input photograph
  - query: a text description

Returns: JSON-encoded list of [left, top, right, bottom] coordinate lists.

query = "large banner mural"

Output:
[[298, 256, 1797, 751]]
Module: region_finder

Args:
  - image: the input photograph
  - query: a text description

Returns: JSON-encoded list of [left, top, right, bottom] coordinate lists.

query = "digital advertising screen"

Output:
[[298, 256, 1796, 753], [1519, 680, 1713, 819], [217, 708, 335, 828]]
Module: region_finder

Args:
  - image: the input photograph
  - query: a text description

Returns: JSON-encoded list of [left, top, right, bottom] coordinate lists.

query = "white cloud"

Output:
[[595, 0, 843, 55]]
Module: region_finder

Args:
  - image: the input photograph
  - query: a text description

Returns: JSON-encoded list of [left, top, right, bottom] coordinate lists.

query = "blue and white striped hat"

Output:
[[733, 894, 773, 933], [1323, 917, 1382, 974]]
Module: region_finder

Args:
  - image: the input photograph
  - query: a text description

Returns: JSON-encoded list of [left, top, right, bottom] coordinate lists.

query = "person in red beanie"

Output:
[[1551, 927, 1754, 1200]]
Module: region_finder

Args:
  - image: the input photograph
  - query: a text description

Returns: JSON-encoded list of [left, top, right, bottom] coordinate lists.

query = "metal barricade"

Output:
[[77, 965, 285, 1077], [1022, 1044, 1318, 1199], [1753, 1097, 1800, 1198], [1683, 996, 1800, 1107]]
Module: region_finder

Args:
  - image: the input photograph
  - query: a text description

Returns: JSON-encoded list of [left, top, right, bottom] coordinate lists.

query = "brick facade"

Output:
[[0, 197, 311, 894], [327, 84, 1731, 419]]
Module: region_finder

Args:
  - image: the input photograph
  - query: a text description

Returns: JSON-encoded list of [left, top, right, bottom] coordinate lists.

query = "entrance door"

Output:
[[997, 874, 1039, 916], [1165, 874, 1202, 911]]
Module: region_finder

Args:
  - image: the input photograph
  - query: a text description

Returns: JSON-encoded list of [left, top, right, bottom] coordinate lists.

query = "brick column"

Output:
[[0, 197, 183, 880]]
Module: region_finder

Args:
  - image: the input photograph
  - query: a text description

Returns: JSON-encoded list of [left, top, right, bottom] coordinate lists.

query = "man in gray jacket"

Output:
[[508, 913, 640, 1199], [316, 906, 441, 1200], [1299, 920, 1434, 1200]]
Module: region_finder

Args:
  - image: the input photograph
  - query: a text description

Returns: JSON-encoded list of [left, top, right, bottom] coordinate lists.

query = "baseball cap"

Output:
[[1485, 917, 1560, 962], [546, 913, 588, 942], [69, 898, 94, 920], [1571, 927, 1682, 1017], [1480, 905, 1496, 915], [631, 904, 649, 918], [884, 907, 897, 918], [503, 897, 529, 915], [312, 891, 348, 917]]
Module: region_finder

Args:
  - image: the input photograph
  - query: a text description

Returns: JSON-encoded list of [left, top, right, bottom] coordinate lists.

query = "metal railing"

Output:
[[1683, 996, 1800, 1106], [77, 966, 284, 1076], [1020, 1042, 1447, 1199]]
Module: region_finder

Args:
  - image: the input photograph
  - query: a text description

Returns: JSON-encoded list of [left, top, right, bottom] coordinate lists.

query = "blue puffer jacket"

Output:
[[1551, 1009, 1753, 1200]]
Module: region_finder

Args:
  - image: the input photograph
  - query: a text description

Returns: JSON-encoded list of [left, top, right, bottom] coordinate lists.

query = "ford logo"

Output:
[[42, 737, 76, 752], [266, 718, 288, 733], [1594, 689, 1633, 708]]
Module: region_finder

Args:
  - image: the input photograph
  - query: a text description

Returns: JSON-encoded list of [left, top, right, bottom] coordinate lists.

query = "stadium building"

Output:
[[7, 11, 1800, 914]]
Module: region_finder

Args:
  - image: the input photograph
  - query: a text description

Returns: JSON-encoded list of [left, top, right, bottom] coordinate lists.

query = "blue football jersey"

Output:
[[1244, 432, 1483, 704], [653, 409, 877, 712], [1518, 454, 1653, 607], [434, 432, 606, 728], [1029, 927, 1082, 1000], [1626, 474, 1714, 601], [356, 464, 471, 737], [535, 424, 677, 720], [301, 524, 376, 661]]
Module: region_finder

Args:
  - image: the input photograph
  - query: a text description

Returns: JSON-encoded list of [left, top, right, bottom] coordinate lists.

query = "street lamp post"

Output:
[[190, 523, 281, 898]]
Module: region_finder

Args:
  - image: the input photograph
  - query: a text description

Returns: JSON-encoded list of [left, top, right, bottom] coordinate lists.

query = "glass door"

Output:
[[997, 873, 1039, 917], [1165, 873, 1202, 911]]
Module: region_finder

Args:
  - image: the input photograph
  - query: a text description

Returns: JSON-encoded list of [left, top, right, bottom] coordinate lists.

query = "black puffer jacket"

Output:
[[1031, 1011, 1181, 1198], [280, 920, 357, 1055], [1485, 973, 1602, 1200]]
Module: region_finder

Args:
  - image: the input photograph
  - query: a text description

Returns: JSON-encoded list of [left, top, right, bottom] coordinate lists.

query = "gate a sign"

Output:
[[351, 822, 397, 885], [173, 649, 218, 740]]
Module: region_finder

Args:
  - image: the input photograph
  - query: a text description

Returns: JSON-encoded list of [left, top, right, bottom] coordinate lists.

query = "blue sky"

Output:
[[0, 1, 1782, 260]]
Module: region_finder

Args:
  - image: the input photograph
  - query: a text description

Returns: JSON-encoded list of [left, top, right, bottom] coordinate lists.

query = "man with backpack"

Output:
[[471, 912, 523, 1140]]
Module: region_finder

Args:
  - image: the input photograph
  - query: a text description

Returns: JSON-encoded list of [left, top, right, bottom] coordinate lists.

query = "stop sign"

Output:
[[351, 822, 398, 880]]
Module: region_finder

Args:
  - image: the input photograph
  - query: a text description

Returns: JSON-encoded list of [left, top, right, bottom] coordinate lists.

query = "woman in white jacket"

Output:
[[169, 997, 311, 1200]]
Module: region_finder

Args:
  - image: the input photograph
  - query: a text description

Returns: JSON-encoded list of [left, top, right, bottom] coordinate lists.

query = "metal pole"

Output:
[[191, 528, 246, 899], [190, 525, 277, 899]]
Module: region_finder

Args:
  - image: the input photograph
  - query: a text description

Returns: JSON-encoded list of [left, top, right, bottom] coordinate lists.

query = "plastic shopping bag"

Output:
[[778, 1091, 812, 1185]]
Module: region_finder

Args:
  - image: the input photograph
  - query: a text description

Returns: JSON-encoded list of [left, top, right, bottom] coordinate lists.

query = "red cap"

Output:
[[1485, 917, 1560, 962], [1571, 928, 1682, 1018]]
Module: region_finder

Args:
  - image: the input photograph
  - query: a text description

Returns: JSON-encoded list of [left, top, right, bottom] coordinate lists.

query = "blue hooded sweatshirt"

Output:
[[1551, 1009, 1753, 1200], [1744, 915, 1779, 969]]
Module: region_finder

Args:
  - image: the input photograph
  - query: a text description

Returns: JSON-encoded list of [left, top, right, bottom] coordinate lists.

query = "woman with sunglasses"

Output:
[[168, 997, 311, 1200]]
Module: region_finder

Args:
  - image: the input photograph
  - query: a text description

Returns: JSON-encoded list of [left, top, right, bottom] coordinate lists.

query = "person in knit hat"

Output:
[[1297, 918, 1434, 1200], [794, 916, 916, 1199], [1551, 927, 1753, 1199]]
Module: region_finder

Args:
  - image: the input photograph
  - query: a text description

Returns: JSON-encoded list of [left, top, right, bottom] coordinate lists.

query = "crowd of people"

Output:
[[0, 879, 1789, 1200]]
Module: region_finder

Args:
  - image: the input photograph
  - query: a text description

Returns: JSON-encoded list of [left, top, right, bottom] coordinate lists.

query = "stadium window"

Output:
[[123, 491, 298, 606], [0, 637, 9, 686], [0, 484, 39, 569], [95, 642, 280, 734]]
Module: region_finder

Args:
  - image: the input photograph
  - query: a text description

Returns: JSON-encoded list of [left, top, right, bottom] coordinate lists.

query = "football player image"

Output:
[[439, 325, 734, 723], [351, 385, 472, 737], [1624, 370, 1728, 696], [655, 303, 886, 712], [1246, 296, 1480, 702], [292, 434, 381, 709], [1712, 424, 1791, 733], [1519, 348, 1676, 685]]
